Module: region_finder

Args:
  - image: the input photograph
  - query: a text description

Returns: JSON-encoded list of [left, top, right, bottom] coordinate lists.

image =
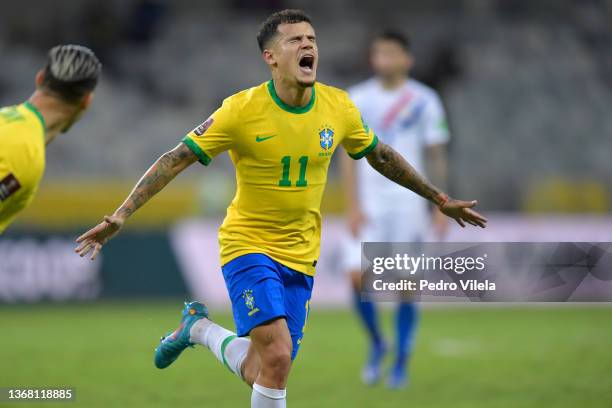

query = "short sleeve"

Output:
[[181, 99, 235, 165], [341, 97, 378, 160], [423, 92, 450, 146]]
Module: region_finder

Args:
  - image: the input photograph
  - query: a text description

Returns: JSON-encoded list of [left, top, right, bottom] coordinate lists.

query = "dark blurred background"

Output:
[[1, 0, 611, 218], [1, 0, 611, 304]]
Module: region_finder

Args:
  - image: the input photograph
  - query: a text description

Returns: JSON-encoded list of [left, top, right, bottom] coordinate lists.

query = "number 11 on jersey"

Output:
[[279, 156, 308, 187]]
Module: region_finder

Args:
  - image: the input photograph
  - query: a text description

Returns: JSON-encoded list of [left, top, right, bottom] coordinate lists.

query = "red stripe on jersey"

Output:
[[381, 90, 414, 130]]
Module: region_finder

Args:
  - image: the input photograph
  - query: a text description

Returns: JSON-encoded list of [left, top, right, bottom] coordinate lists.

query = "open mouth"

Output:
[[298, 55, 315, 74]]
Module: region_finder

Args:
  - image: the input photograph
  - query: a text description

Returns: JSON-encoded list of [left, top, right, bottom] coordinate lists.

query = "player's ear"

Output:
[[81, 92, 94, 110], [262, 49, 276, 67], [35, 70, 45, 88]]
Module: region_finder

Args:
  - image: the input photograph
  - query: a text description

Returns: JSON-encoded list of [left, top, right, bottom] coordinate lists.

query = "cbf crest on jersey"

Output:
[[319, 126, 334, 150], [318, 126, 334, 158], [242, 289, 260, 316]]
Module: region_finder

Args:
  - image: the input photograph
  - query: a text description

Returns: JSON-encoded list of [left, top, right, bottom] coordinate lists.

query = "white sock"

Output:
[[251, 383, 286, 408], [190, 318, 250, 379]]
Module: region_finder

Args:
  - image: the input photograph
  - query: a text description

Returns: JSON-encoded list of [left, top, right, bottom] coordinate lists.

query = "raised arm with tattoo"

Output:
[[365, 141, 487, 228], [75, 142, 197, 259]]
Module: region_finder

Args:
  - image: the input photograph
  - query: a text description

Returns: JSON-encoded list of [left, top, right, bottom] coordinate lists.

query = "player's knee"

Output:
[[258, 340, 292, 387], [250, 318, 293, 384], [261, 341, 292, 373]]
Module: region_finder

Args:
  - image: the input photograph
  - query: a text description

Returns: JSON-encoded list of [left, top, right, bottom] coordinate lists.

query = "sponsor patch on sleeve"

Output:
[[193, 117, 214, 136], [0, 173, 21, 201]]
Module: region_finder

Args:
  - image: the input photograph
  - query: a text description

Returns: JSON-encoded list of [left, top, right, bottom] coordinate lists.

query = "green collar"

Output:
[[267, 80, 315, 114], [23, 101, 46, 133]]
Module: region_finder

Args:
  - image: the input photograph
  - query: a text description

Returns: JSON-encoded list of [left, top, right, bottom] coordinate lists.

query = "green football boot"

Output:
[[154, 301, 209, 369]]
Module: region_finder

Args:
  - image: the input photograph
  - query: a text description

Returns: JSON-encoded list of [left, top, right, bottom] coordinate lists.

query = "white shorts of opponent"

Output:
[[341, 207, 430, 274]]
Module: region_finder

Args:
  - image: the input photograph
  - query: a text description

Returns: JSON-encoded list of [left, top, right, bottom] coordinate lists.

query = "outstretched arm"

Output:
[[365, 141, 487, 228], [114, 142, 196, 219], [75, 142, 197, 259]]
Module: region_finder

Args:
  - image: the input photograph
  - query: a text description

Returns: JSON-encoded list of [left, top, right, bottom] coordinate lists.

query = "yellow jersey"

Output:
[[183, 80, 377, 276], [0, 102, 46, 233]]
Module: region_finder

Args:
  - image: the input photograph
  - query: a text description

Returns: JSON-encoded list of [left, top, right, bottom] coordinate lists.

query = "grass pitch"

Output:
[[1, 302, 611, 407]]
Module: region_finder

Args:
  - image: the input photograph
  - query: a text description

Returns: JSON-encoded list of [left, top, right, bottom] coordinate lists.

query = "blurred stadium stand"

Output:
[[1, 0, 611, 227]]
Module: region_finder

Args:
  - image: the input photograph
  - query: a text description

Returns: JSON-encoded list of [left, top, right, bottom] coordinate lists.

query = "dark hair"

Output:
[[42, 45, 102, 104], [257, 9, 312, 52], [373, 30, 411, 52]]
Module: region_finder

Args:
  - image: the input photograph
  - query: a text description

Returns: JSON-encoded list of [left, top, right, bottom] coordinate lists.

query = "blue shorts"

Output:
[[222, 253, 314, 360]]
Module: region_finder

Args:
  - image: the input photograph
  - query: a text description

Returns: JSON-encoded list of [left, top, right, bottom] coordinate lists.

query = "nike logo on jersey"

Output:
[[256, 135, 276, 142]]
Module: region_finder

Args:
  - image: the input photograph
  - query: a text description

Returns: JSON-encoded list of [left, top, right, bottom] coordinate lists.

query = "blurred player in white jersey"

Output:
[[341, 31, 450, 388]]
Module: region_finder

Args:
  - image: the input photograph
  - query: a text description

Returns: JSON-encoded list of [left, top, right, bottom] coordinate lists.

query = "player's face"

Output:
[[268, 22, 318, 88], [370, 39, 412, 81]]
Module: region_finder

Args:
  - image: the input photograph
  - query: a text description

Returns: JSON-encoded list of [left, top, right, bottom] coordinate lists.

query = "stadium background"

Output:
[[1, 0, 611, 407]]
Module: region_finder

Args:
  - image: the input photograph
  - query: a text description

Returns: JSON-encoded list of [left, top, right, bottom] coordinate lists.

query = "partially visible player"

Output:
[[0, 45, 101, 233], [75, 10, 485, 408], [341, 31, 450, 388]]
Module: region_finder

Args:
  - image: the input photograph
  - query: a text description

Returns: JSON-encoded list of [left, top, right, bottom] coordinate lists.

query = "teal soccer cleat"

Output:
[[154, 301, 209, 369]]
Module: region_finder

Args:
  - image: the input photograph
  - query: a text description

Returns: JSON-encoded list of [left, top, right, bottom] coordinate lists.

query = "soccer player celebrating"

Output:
[[0, 45, 101, 234], [75, 10, 486, 407], [341, 31, 450, 388]]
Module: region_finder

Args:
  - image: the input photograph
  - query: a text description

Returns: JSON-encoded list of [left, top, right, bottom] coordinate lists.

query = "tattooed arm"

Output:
[[365, 141, 487, 228], [75, 143, 198, 259], [114, 143, 197, 219]]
